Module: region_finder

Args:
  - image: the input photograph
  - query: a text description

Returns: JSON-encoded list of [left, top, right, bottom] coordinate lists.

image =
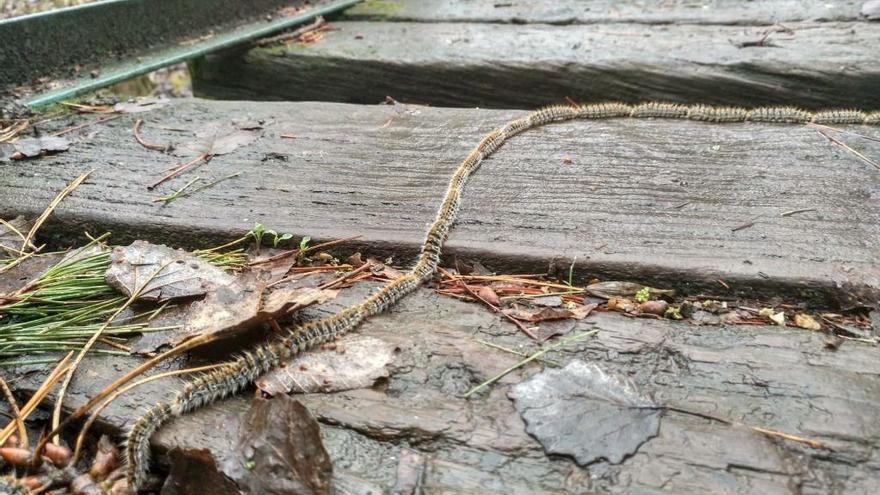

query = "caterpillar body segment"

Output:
[[576, 102, 632, 119], [811, 109, 867, 125], [748, 106, 813, 124], [631, 102, 688, 119], [687, 104, 749, 122], [126, 100, 880, 491]]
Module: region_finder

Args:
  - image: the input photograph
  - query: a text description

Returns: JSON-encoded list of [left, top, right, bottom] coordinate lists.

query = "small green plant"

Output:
[[295, 236, 311, 265], [567, 257, 577, 287], [248, 223, 266, 252], [265, 229, 293, 248], [635, 287, 651, 303]]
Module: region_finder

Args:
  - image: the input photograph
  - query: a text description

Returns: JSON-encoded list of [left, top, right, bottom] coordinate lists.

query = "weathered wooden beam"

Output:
[[1, 99, 878, 305], [343, 0, 870, 25], [7, 286, 880, 493], [191, 21, 880, 109]]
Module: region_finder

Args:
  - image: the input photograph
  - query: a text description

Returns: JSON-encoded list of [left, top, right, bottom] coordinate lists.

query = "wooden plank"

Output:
[[1, 99, 878, 305], [343, 0, 869, 25], [191, 21, 880, 109], [6, 285, 880, 493]]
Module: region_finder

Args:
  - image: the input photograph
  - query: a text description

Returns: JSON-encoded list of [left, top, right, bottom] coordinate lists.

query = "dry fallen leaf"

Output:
[[794, 314, 822, 331], [105, 241, 235, 303], [758, 308, 786, 326], [607, 297, 638, 313], [510, 361, 661, 465], [505, 304, 595, 322], [257, 335, 395, 395], [11, 136, 70, 159]]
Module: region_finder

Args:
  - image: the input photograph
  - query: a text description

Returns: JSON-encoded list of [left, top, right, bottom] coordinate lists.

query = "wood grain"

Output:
[[343, 0, 869, 25], [6, 285, 880, 493], [1, 99, 878, 305], [192, 21, 880, 109]]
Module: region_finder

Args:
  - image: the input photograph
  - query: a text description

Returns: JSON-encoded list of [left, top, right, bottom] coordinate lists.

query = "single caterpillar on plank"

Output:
[[125, 102, 880, 491]]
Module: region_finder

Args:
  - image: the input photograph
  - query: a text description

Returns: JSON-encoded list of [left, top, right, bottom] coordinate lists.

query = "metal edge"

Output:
[[23, 0, 362, 109]]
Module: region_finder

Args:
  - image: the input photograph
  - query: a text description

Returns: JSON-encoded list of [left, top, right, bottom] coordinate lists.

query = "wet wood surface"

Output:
[[192, 20, 880, 109], [344, 0, 870, 25], [1, 99, 877, 306], [6, 284, 879, 494]]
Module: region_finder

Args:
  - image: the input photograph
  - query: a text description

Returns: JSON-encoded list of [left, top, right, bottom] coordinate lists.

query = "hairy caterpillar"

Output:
[[125, 101, 879, 490], [0, 475, 31, 495]]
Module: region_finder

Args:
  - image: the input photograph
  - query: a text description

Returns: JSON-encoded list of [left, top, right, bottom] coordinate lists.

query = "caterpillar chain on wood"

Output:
[[125, 101, 880, 490]]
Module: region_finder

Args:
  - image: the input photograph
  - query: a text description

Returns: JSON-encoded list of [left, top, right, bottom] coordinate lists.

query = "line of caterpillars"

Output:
[[124, 101, 880, 491]]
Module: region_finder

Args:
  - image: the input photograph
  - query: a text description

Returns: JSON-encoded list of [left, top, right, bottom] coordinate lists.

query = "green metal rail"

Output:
[[0, 0, 362, 108]]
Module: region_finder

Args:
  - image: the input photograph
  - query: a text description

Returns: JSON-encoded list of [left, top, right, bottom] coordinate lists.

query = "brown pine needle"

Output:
[[42, 260, 175, 453], [662, 406, 828, 450], [51, 114, 121, 137], [72, 363, 226, 462], [816, 129, 880, 171], [149, 152, 210, 190], [132, 119, 170, 152], [0, 377, 27, 448], [438, 267, 539, 340], [0, 352, 73, 446], [317, 262, 374, 290], [41, 332, 227, 446], [441, 274, 578, 291], [21, 170, 93, 253], [750, 426, 826, 449], [0, 121, 28, 143]]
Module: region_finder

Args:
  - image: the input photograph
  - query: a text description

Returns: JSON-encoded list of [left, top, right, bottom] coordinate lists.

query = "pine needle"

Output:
[[21, 170, 93, 253], [463, 329, 598, 398]]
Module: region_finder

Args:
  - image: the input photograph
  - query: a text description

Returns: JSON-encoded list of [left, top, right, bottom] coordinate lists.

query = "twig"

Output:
[[731, 220, 755, 232], [463, 330, 599, 398], [21, 170, 93, 253], [149, 152, 210, 190], [439, 267, 538, 340], [132, 119, 170, 152], [0, 378, 27, 449], [780, 208, 816, 217], [72, 363, 226, 462], [51, 114, 120, 137], [816, 129, 880, 171]]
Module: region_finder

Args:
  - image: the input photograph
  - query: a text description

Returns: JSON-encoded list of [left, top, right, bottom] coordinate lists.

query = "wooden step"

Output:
[[7, 285, 880, 494], [344, 0, 869, 25], [1, 99, 877, 306], [191, 20, 880, 109]]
